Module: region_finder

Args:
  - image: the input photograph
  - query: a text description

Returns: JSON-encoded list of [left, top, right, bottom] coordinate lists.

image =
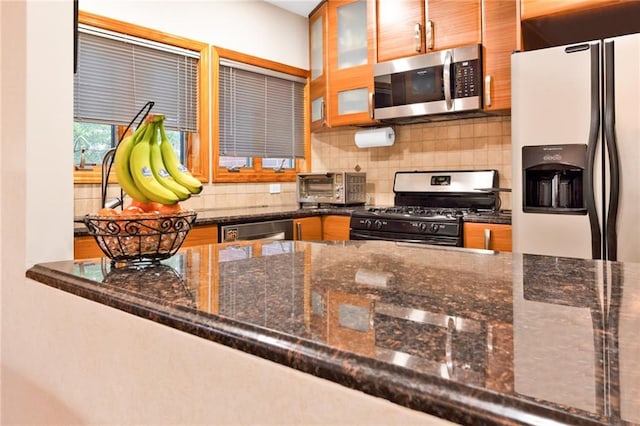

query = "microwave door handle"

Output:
[[369, 91, 375, 120], [443, 50, 453, 110]]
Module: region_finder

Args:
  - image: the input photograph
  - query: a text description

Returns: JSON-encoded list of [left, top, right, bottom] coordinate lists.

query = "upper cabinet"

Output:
[[520, 0, 619, 20], [520, 1, 640, 51], [309, 0, 377, 130], [310, 0, 518, 129], [376, 0, 482, 63], [482, 0, 518, 111]]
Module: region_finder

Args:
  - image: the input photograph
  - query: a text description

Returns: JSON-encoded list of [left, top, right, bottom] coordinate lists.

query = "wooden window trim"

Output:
[[74, 11, 210, 185], [211, 46, 311, 183]]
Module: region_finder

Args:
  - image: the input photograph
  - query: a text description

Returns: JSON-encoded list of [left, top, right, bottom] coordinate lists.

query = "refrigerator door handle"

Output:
[[584, 44, 602, 259], [604, 40, 620, 261]]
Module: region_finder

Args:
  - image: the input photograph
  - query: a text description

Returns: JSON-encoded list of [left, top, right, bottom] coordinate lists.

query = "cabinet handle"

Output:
[[484, 75, 492, 107], [426, 20, 434, 50], [321, 99, 326, 127], [484, 228, 491, 250], [414, 23, 422, 52], [296, 222, 303, 240]]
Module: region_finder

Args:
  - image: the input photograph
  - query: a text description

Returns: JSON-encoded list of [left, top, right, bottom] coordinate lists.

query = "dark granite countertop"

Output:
[[26, 241, 639, 425], [74, 205, 359, 236], [74, 205, 511, 236]]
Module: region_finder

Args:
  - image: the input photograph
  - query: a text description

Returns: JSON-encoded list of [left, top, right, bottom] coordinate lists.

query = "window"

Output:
[[73, 12, 209, 185], [213, 47, 309, 183], [73, 122, 185, 169]]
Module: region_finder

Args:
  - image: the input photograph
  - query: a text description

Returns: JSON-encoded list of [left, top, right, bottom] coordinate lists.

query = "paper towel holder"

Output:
[[354, 126, 395, 148]]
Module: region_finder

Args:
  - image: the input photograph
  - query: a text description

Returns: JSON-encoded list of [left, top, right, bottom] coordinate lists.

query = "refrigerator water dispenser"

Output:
[[522, 144, 587, 214]]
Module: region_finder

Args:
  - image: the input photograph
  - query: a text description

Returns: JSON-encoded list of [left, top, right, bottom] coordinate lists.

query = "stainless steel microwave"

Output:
[[373, 44, 483, 123], [297, 172, 366, 206]]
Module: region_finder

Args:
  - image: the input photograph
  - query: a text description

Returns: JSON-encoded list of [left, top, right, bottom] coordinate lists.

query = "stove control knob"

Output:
[[418, 222, 429, 232], [363, 219, 372, 229], [429, 223, 440, 233], [374, 219, 383, 230]]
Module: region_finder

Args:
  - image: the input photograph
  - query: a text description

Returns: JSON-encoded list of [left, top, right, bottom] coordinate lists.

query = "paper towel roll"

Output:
[[354, 127, 395, 148]]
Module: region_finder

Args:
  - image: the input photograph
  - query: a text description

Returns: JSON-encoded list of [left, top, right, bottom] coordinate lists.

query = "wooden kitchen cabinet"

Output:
[[74, 224, 218, 260], [482, 0, 518, 111], [309, 0, 377, 130], [322, 215, 351, 241], [464, 223, 512, 252], [294, 216, 323, 241], [520, 0, 620, 21], [376, 0, 481, 63], [74, 235, 106, 260], [327, 290, 375, 356]]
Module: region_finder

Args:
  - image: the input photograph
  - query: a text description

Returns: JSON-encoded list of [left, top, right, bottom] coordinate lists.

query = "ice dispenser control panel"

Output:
[[522, 144, 587, 214]]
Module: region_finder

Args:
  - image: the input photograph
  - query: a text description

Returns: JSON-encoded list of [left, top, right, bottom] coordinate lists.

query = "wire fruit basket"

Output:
[[83, 210, 197, 265]]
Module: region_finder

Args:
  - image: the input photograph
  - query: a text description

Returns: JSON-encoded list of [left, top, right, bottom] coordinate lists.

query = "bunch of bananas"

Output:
[[114, 114, 203, 206]]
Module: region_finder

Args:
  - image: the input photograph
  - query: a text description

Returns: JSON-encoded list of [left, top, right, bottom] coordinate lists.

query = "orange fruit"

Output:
[[129, 200, 162, 213], [121, 205, 145, 216], [98, 208, 118, 217], [157, 202, 182, 215]]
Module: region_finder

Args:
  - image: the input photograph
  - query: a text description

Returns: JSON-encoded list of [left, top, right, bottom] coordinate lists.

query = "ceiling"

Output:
[[263, 0, 321, 17]]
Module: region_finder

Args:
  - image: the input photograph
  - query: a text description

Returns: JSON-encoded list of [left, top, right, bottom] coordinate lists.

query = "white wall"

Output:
[[2, 0, 75, 420], [80, 0, 309, 69]]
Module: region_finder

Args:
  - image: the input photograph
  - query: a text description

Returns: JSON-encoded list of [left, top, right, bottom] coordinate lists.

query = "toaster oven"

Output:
[[297, 172, 366, 206]]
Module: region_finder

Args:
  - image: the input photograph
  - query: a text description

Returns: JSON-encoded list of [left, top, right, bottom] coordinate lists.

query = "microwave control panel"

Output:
[[454, 59, 480, 98]]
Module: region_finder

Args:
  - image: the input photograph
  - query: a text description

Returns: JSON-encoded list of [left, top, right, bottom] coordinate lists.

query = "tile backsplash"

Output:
[[74, 182, 299, 217], [311, 115, 512, 210], [74, 115, 512, 216]]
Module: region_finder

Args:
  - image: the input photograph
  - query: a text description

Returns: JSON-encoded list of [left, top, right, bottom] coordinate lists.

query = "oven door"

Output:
[[297, 174, 336, 204], [349, 229, 461, 247]]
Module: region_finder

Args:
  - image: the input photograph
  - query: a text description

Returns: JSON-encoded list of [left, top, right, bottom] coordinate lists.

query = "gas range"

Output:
[[350, 170, 500, 247]]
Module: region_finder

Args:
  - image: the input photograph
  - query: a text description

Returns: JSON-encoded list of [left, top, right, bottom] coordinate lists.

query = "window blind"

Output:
[[74, 26, 199, 132], [219, 61, 305, 158]]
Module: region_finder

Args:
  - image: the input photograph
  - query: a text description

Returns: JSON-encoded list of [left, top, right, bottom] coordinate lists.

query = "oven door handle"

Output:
[[349, 231, 459, 246]]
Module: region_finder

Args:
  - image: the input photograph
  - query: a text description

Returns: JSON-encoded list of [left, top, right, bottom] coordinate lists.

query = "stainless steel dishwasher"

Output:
[[219, 219, 294, 242]]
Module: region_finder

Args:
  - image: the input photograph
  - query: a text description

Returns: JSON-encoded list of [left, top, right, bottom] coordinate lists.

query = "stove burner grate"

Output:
[[365, 206, 469, 219]]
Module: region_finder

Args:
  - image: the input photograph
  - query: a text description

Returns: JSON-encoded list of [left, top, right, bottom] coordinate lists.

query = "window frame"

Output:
[[212, 46, 311, 183], [74, 11, 210, 185]]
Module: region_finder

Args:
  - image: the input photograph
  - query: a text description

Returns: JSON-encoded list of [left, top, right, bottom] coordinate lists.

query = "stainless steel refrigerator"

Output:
[[511, 33, 640, 262]]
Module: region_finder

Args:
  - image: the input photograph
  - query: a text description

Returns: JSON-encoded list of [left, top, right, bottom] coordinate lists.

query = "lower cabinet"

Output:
[[295, 215, 352, 241], [293, 216, 323, 241], [74, 224, 219, 260], [463, 223, 512, 252], [322, 215, 351, 241]]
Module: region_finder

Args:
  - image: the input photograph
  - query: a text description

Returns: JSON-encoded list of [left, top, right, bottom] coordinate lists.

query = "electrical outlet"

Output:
[[269, 184, 281, 194]]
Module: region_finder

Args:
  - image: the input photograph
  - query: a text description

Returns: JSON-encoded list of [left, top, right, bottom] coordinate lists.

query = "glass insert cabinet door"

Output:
[[309, 0, 376, 129], [309, 2, 327, 129], [337, 0, 367, 70], [329, 0, 375, 127]]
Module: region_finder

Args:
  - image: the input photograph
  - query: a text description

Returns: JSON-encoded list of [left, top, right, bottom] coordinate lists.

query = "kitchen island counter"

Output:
[[26, 241, 639, 425]]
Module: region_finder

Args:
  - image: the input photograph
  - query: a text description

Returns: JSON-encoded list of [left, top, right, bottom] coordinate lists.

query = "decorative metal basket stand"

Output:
[[83, 211, 197, 265], [86, 101, 197, 266]]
